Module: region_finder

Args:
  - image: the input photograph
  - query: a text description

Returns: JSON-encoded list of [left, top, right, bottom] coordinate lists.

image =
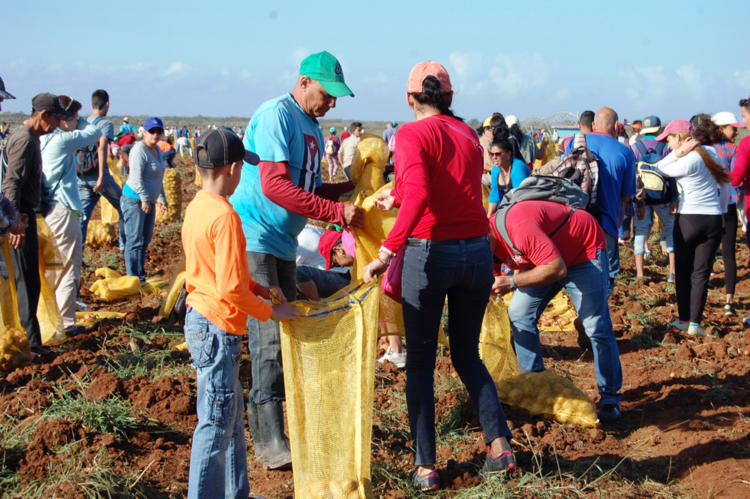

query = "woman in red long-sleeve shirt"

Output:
[[728, 96, 750, 249], [362, 62, 514, 492]]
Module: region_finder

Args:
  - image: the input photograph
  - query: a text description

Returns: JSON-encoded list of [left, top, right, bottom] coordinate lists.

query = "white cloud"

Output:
[[163, 62, 188, 78], [676, 64, 703, 98], [447, 50, 551, 99], [734, 69, 750, 89], [620, 65, 668, 102]]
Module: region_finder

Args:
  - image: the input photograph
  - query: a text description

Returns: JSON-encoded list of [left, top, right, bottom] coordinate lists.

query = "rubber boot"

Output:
[[247, 399, 266, 459], [258, 401, 292, 470]]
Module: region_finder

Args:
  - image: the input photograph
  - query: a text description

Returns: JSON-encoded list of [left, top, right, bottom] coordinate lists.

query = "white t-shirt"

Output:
[[656, 147, 728, 215]]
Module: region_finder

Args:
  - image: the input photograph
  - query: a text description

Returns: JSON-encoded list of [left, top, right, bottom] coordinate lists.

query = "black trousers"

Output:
[[11, 215, 42, 348], [674, 213, 723, 323], [722, 205, 737, 295]]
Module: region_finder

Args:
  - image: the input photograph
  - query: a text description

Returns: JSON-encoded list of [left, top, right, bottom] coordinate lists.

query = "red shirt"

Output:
[[730, 135, 750, 188], [490, 200, 604, 271], [383, 115, 488, 252]]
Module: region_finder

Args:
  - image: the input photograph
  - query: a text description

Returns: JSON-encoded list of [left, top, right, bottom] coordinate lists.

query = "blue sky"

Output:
[[2, 0, 749, 123]]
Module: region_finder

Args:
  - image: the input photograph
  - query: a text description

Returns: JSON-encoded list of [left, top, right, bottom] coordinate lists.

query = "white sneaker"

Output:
[[76, 299, 90, 311], [687, 324, 707, 337], [377, 348, 407, 368]]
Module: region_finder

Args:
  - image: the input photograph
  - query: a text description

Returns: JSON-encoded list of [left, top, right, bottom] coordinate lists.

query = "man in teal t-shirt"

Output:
[[230, 51, 363, 470]]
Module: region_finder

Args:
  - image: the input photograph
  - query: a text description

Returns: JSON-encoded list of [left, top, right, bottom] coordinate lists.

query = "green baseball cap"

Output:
[[299, 51, 354, 98]]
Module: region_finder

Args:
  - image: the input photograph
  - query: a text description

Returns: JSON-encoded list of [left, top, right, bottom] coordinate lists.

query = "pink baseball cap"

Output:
[[655, 119, 691, 141], [407, 61, 452, 93]]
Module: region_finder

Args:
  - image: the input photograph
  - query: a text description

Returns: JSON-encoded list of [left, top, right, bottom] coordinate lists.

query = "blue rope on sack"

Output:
[[300, 280, 378, 318]]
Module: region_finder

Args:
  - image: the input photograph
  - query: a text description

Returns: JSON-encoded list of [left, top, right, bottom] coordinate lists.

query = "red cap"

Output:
[[655, 119, 691, 142], [318, 230, 342, 270], [407, 61, 452, 93]]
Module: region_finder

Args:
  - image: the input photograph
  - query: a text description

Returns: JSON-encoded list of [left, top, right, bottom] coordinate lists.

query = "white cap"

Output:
[[505, 114, 519, 127], [711, 111, 745, 128]]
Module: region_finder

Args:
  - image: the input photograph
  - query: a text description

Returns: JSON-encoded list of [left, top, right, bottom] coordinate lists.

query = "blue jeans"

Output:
[[120, 195, 155, 281], [603, 232, 620, 295], [634, 203, 674, 255], [245, 251, 297, 405], [296, 265, 350, 298], [185, 308, 249, 499], [507, 249, 622, 406], [401, 236, 511, 466], [78, 171, 125, 250]]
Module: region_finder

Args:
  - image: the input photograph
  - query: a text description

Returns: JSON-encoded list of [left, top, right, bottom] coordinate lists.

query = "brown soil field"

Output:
[[1, 156, 748, 498]]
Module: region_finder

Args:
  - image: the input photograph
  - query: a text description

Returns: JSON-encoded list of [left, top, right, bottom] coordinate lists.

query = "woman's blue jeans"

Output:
[[507, 249, 623, 406], [185, 308, 249, 499], [401, 236, 511, 466], [120, 195, 155, 281]]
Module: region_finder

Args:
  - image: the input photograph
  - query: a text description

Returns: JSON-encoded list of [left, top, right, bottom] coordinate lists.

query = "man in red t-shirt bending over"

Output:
[[489, 200, 623, 423]]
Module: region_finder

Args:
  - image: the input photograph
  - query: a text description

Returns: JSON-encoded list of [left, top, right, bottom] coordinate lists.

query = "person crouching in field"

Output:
[[488, 199, 623, 423], [182, 128, 298, 499]]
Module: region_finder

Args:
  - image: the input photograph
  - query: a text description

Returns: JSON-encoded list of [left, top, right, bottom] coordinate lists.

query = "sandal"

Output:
[[482, 449, 516, 476]]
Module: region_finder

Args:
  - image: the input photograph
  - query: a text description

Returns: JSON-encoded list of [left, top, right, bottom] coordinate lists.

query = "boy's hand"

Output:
[[254, 283, 287, 303], [271, 303, 299, 321]]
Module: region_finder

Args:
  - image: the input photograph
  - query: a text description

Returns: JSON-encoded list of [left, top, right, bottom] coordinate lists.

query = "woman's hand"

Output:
[[157, 202, 167, 215], [676, 138, 700, 157], [141, 201, 151, 214], [374, 189, 395, 211], [363, 257, 388, 283]]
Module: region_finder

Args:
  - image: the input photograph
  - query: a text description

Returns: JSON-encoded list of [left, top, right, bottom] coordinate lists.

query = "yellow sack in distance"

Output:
[[100, 198, 119, 224], [86, 220, 116, 247], [37, 217, 65, 346], [89, 267, 167, 301], [496, 371, 598, 427], [0, 235, 22, 329], [155, 168, 182, 224], [281, 281, 379, 499], [0, 326, 32, 371], [159, 259, 186, 317]]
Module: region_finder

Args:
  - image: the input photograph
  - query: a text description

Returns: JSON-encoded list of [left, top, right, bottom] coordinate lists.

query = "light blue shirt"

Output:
[[40, 118, 101, 215], [489, 158, 531, 204], [230, 93, 324, 261], [123, 142, 166, 204]]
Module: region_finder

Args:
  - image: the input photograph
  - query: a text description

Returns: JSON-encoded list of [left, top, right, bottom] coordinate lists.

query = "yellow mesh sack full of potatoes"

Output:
[[0, 326, 32, 372], [86, 219, 116, 247], [155, 167, 182, 224], [497, 371, 598, 427], [280, 281, 379, 499], [0, 235, 22, 329]]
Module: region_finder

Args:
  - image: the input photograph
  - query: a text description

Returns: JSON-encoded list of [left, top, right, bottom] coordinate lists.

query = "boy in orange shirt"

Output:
[[182, 128, 298, 499]]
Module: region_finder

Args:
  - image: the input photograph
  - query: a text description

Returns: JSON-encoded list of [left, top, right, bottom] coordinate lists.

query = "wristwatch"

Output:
[[509, 275, 517, 291]]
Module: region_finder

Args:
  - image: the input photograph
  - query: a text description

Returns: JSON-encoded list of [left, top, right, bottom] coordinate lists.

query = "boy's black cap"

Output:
[[194, 128, 259, 168], [31, 93, 74, 120]]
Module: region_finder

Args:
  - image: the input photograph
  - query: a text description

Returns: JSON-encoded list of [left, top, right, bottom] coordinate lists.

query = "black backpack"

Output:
[[634, 141, 675, 205], [494, 175, 588, 255], [75, 117, 103, 176]]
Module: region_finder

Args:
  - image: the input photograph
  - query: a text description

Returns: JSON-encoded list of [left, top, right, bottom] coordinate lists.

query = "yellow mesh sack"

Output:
[[501, 289, 577, 332], [37, 217, 66, 346], [496, 371, 598, 427], [100, 198, 119, 224], [0, 325, 32, 372], [478, 297, 518, 382], [280, 280, 379, 499], [107, 158, 125, 187], [89, 267, 168, 301], [347, 133, 388, 200], [155, 167, 182, 224], [159, 259, 186, 317], [86, 219, 116, 247], [0, 235, 22, 329]]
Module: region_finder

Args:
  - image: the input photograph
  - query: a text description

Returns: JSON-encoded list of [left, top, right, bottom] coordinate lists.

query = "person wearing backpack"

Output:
[[77, 89, 125, 254], [564, 107, 636, 293], [488, 195, 623, 423], [654, 119, 730, 337], [632, 115, 676, 282]]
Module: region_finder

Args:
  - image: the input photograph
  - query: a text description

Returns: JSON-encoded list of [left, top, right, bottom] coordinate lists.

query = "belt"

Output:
[[406, 235, 488, 248]]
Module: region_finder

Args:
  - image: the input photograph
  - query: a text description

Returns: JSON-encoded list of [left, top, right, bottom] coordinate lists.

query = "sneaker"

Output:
[[377, 348, 406, 368], [481, 449, 516, 476], [724, 304, 737, 316], [64, 325, 86, 337], [667, 273, 676, 283], [597, 403, 621, 423], [667, 318, 689, 332], [411, 470, 440, 492], [687, 324, 707, 337], [76, 299, 89, 311]]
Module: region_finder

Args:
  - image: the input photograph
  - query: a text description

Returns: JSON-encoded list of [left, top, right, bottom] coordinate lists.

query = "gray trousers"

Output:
[[245, 251, 296, 405]]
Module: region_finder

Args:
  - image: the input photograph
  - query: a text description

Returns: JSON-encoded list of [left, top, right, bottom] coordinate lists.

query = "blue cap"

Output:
[[329, 126, 336, 133], [144, 116, 164, 132]]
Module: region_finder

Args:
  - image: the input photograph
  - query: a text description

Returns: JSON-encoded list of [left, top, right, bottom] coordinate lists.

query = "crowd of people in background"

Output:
[[2, 54, 750, 496]]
